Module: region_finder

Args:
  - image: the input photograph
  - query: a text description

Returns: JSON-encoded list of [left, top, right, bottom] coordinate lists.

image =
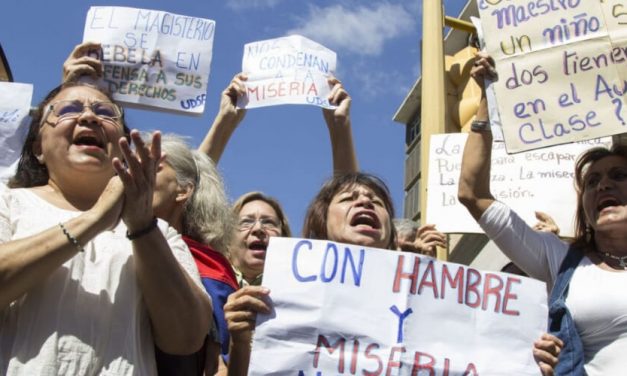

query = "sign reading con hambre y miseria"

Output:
[[478, 0, 627, 153], [0, 82, 33, 180], [83, 6, 215, 114], [239, 35, 337, 109], [248, 237, 548, 376]]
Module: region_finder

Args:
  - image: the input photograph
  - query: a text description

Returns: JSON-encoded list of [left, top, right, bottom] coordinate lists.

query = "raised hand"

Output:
[[63, 41, 103, 83], [323, 76, 351, 127], [112, 130, 162, 233], [218, 73, 248, 126]]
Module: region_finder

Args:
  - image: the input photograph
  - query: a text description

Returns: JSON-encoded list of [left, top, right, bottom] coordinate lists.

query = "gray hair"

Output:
[[159, 133, 234, 253], [393, 218, 418, 241]]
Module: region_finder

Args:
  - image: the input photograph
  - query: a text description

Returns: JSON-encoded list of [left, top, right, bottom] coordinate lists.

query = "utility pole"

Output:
[[420, 0, 446, 259]]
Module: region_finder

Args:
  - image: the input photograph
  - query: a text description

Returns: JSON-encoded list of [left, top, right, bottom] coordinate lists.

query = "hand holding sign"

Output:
[[217, 73, 247, 127], [63, 42, 103, 82]]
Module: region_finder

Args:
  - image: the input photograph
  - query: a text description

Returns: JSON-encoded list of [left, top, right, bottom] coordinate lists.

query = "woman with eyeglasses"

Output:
[[0, 82, 212, 375], [229, 192, 292, 288]]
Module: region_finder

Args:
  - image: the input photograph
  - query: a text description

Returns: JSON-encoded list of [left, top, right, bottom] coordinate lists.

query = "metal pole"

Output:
[[420, 0, 447, 260]]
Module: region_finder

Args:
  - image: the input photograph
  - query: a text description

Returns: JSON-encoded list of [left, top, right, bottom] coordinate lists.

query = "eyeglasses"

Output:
[[238, 217, 281, 233], [47, 100, 123, 122]]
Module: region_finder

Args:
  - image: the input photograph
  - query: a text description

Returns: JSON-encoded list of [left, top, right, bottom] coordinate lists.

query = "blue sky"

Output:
[[1, 0, 465, 234]]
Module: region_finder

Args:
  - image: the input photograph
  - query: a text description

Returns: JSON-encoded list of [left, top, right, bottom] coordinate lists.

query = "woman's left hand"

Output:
[[323, 76, 351, 127], [113, 130, 162, 233], [533, 333, 563, 376]]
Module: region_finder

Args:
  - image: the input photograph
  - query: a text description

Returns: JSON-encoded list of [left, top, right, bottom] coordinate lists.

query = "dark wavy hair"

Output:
[[8, 82, 129, 188], [302, 172, 397, 250], [572, 144, 627, 250]]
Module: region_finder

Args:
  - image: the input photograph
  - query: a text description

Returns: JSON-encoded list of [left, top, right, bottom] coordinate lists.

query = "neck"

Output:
[[156, 206, 185, 235], [232, 259, 261, 283], [594, 231, 627, 258], [47, 175, 109, 211]]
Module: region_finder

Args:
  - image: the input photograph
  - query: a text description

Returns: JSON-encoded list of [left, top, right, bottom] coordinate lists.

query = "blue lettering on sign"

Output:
[[180, 94, 206, 110], [291, 240, 365, 286], [0, 109, 20, 124], [292, 240, 317, 282], [390, 305, 413, 343]]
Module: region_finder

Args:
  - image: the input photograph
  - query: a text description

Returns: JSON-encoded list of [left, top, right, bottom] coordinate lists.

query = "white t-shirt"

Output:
[[0, 184, 202, 375], [480, 201, 627, 375]]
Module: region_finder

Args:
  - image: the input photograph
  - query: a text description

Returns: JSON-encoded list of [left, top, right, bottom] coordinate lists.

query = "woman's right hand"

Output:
[[470, 51, 497, 89], [217, 73, 248, 126], [224, 285, 271, 344], [63, 41, 103, 83]]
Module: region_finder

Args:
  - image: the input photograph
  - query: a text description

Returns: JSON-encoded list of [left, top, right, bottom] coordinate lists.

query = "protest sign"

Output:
[[0, 82, 32, 181], [239, 35, 337, 109], [83, 6, 215, 114], [249, 237, 548, 376], [478, 1, 627, 153], [426, 133, 611, 236]]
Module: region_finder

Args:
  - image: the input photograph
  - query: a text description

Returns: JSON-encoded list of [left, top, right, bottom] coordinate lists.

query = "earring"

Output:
[[35, 155, 45, 164], [585, 224, 592, 242]]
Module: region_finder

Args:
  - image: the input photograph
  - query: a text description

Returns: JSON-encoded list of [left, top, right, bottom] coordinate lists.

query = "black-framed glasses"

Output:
[[47, 100, 123, 121], [238, 217, 281, 232]]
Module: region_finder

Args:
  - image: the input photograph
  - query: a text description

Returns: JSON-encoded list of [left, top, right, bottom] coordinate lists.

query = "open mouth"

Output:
[[248, 241, 268, 252], [597, 196, 621, 212], [350, 211, 381, 230], [73, 133, 105, 150]]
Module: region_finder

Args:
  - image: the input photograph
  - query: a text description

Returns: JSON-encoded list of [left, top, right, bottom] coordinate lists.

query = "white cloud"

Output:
[[348, 60, 412, 101], [226, 0, 284, 11], [287, 2, 415, 56]]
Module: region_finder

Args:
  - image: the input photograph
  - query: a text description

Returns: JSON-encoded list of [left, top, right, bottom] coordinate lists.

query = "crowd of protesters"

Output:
[[0, 37, 625, 376]]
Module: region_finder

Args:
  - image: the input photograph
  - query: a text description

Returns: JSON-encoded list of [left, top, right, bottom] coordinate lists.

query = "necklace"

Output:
[[600, 252, 627, 270]]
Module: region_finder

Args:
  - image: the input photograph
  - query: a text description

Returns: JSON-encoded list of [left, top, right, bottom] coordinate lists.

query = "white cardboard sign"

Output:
[[83, 6, 215, 114], [239, 35, 337, 109], [478, 0, 627, 153], [426, 133, 611, 236], [248, 237, 548, 376], [0, 82, 33, 181]]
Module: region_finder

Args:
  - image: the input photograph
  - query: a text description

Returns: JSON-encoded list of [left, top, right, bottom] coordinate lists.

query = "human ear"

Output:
[[175, 182, 194, 204]]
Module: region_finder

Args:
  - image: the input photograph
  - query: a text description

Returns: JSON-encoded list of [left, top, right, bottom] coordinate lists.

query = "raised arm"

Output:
[[323, 76, 358, 174], [114, 131, 213, 354], [198, 74, 247, 164], [457, 52, 496, 220]]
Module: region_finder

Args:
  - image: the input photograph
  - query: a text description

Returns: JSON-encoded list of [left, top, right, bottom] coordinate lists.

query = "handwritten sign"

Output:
[[239, 35, 337, 109], [249, 237, 548, 376], [83, 6, 215, 114], [0, 82, 32, 181], [426, 133, 611, 236], [478, 0, 627, 153]]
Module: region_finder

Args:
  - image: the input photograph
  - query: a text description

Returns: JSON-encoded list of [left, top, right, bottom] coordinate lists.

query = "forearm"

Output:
[[0, 212, 105, 308], [227, 340, 252, 376], [458, 97, 495, 220], [198, 114, 239, 164], [132, 230, 212, 354], [327, 118, 358, 174]]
